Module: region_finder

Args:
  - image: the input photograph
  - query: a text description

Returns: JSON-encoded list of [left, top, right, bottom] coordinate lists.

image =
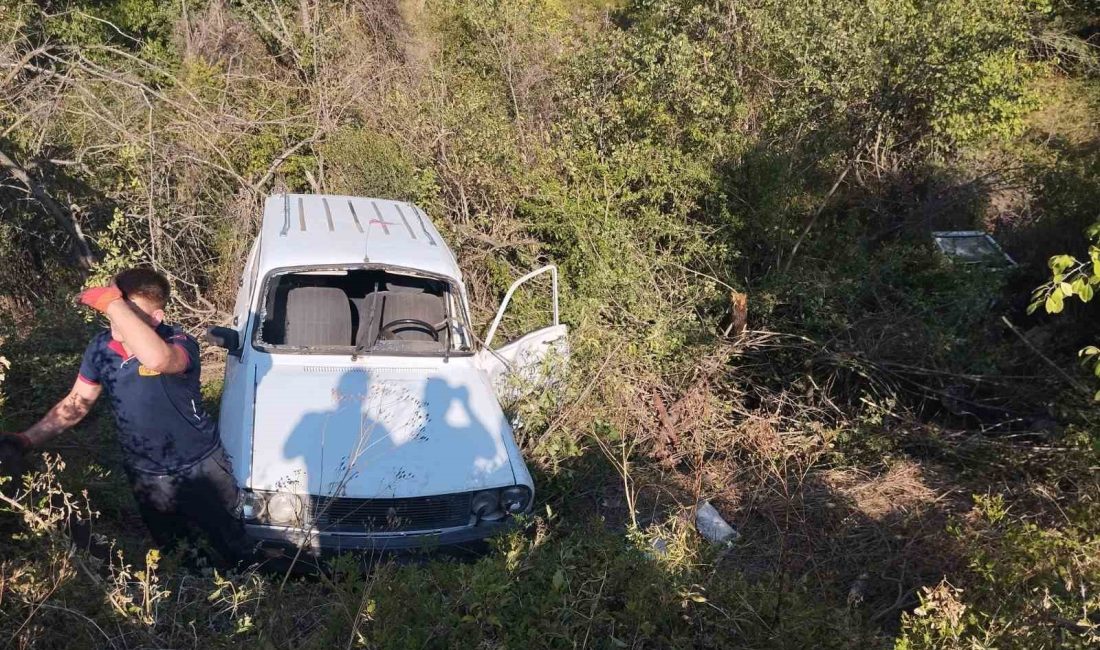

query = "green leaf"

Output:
[[1049, 254, 1076, 273], [1080, 346, 1100, 357], [1094, 389, 1100, 402], [1060, 281, 1074, 296], [1045, 289, 1064, 314]]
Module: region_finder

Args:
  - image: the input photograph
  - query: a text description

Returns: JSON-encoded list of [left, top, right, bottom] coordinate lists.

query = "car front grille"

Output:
[[310, 493, 473, 533]]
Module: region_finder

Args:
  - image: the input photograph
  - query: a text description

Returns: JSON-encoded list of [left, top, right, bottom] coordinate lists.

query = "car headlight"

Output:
[[266, 492, 305, 525], [241, 490, 267, 521], [471, 490, 502, 520], [500, 485, 532, 514]]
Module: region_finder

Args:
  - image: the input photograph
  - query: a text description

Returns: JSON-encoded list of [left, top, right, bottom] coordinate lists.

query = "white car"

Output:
[[207, 194, 567, 554]]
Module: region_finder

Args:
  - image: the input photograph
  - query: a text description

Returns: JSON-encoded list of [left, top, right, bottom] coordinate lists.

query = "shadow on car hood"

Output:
[[249, 365, 516, 498]]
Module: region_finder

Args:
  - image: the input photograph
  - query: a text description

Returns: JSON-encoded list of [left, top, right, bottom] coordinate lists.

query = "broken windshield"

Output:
[[253, 268, 472, 356]]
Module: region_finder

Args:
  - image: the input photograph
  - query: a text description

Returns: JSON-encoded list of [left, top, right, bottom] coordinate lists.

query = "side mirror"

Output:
[[206, 326, 241, 357]]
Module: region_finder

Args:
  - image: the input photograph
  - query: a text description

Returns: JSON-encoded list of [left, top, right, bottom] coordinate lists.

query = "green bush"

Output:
[[321, 127, 436, 204], [898, 496, 1099, 649]]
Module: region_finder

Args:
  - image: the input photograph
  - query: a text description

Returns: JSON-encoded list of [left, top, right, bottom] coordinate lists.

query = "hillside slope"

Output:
[[0, 1, 1097, 648]]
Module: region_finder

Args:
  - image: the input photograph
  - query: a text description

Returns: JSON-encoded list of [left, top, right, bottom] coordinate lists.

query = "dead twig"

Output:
[[783, 163, 851, 275]]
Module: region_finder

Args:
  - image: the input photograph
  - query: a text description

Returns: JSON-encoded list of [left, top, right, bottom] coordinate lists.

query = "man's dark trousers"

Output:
[[126, 445, 248, 563]]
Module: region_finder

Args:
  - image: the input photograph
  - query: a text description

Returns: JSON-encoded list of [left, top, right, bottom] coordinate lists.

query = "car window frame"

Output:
[[250, 263, 475, 358]]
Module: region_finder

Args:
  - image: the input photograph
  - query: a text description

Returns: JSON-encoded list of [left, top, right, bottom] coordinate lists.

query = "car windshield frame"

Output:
[[250, 263, 474, 357]]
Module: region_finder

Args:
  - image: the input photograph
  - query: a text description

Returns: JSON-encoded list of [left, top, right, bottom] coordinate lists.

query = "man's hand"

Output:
[[0, 432, 31, 451], [78, 286, 123, 313], [0, 434, 27, 481]]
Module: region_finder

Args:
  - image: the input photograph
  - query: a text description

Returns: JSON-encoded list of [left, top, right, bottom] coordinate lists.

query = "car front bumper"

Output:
[[245, 518, 517, 556]]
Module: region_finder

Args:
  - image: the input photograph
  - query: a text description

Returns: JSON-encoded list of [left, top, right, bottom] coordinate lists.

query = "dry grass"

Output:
[[823, 462, 938, 522]]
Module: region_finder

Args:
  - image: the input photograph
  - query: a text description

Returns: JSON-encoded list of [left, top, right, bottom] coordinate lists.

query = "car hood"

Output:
[[249, 364, 516, 498]]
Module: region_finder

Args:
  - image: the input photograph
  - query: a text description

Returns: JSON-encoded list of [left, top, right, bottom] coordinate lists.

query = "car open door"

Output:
[[475, 265, 569, 401]]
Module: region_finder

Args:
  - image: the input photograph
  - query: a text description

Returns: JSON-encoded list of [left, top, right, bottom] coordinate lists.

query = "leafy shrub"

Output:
[[321, 127, 436, 204], [898, 495, 1099, 649]]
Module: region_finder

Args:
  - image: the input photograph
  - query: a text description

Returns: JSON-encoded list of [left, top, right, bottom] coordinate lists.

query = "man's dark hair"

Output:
[[115, 268, 170, 310]]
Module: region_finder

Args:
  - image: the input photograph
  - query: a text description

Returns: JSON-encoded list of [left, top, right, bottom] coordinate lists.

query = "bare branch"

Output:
[[0, 146, 95, 270]]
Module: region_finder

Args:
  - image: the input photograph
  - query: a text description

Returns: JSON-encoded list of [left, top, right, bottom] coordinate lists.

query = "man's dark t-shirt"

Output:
[[78, 323, 218, 474]]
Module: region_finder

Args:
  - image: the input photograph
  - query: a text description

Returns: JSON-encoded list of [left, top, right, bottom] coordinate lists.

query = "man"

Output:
[[2, 268, 246, 561]]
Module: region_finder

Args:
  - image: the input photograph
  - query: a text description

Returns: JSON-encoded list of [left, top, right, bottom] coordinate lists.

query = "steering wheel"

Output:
[[379, 318, 440, 341]]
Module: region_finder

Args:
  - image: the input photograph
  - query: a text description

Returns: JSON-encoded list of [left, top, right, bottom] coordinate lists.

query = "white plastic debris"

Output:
[[694, 500, 739, 545]]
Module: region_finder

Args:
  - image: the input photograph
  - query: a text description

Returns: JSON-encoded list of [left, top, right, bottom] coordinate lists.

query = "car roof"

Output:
[[257, 194, 462, 281]]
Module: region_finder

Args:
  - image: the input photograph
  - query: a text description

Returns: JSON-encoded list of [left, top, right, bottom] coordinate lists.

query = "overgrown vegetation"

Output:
[[0, 1, 1097, 648]]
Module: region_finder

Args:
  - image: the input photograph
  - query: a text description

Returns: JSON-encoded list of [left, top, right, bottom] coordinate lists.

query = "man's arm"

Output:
[[18, 378, 102, 448], [104, 300, 189, 374]]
